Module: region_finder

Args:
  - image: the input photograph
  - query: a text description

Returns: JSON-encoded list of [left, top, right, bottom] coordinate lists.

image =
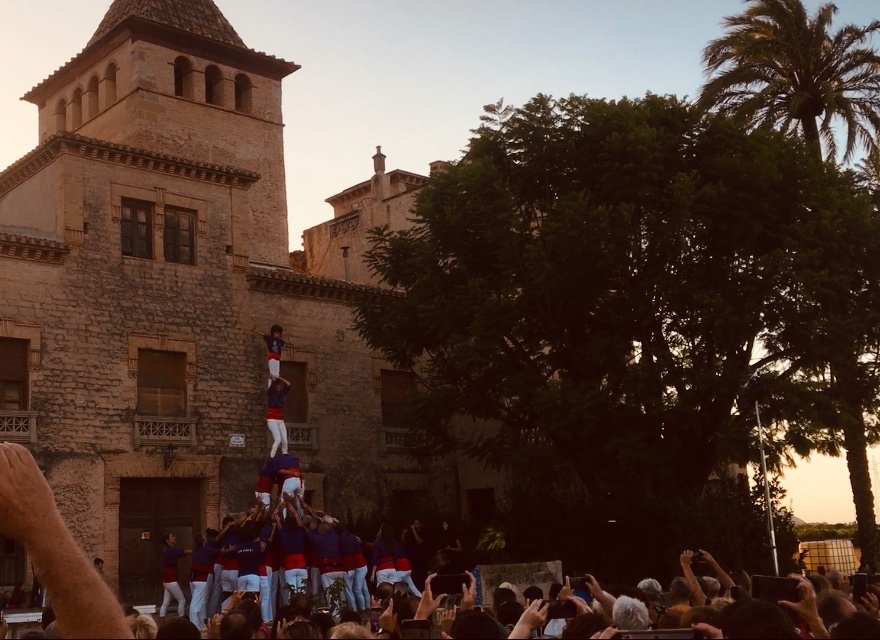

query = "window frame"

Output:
[[0, 338, 29, 411], [136, 349, 187, 418], [163, 207, 196, 265], [380, 369, 416, 429], [280, 361, 309, 424], [120, 199, 153, 259]]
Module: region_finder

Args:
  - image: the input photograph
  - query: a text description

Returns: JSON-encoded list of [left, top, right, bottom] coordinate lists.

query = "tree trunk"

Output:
[[800, 116, 823, 162], [844, 418, 880, 572]]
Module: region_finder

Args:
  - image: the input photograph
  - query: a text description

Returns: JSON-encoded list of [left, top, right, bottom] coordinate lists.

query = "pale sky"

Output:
[[2, 0, 879, 524]]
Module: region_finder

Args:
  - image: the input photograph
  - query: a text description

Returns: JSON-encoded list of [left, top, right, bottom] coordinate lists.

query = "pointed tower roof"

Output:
[[88, 0, 246, 48], [22, 0, 298, 104]]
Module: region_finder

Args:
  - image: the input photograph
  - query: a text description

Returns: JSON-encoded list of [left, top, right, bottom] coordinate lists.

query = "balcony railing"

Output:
[[380, 427, 414, 453], [133, 416, 197, 447], [0, 411, 37, 443], [287, 425, 318, 451]]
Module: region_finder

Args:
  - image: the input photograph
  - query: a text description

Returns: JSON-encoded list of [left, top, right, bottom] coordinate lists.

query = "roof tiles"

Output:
[[88, 0, 246, 48]]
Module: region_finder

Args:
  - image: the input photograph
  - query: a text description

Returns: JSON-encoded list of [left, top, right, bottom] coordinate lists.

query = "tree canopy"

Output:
[[355, 94, 873, 530], [699, 0, 880, 163]]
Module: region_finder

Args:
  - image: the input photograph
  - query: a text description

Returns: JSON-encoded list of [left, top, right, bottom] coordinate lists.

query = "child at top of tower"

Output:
[[252, 324, 285, 388]]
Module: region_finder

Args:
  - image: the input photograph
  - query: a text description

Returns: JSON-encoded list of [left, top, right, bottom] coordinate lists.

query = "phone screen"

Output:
[[544, 599, 578, 619], [431, 573, 469, 595], [401, 619, 432, 640], [370, 607, 381, 633], [570, 576, 594, 604], [853, 572, 868, 602], [751, 575, 799, 604]]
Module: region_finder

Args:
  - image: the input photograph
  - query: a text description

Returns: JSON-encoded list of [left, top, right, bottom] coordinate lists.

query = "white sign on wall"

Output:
[[229, 434, 246, 448]]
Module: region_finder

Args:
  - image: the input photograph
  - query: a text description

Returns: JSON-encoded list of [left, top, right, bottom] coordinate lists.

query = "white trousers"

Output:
[[321, 571, 346, 615], [395, 570, 422, 597], [267, 419, 288, 456], [281, 477, 305, 520], [376, 568, 397, 585], [190, 580, 209, 630], [284, 568, 308, 595], [160, 581, 186, 618], [268, 359, 280, 386], [257, 491, 271, 506], [238, 573, 260, 592], [221, 569, 239, 592], [260, 569, 275, 623]]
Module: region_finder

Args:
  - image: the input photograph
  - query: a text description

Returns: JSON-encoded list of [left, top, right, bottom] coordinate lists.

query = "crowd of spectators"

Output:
[[3, 441, 880, 639]]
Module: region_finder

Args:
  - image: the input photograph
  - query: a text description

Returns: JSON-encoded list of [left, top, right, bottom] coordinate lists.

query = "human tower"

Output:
[[157, 325, 370, 632]]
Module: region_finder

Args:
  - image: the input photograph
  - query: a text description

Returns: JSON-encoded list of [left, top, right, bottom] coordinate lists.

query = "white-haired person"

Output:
[[612, 595, 651, 631], [637, 577, 664, 623]]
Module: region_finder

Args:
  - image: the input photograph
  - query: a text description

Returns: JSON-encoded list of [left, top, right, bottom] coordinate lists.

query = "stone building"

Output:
[[303, 147, 450, 285], [0, 0, 501, 603]]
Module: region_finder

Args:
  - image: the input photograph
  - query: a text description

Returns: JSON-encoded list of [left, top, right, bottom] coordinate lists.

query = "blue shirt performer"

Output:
[[252, 324, 285, 388]]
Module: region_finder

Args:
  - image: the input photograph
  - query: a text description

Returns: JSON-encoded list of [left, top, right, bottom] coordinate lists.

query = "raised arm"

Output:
[[681, 551, 708, 606], [699, 549, 735, 594], [0, 444, 132, 638]]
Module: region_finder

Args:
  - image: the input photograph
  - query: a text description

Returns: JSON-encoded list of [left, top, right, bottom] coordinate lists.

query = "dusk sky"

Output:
[[2, 0, 879, 523]]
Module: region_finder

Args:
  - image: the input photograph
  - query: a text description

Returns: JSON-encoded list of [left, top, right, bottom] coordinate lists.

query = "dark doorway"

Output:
[[119, 478, 202, 605]]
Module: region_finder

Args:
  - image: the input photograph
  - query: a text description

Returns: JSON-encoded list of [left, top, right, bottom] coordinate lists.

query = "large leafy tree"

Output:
[[699, 0, 880, 163], [354, 94, 860, 575], [700, 0, 880, 568]]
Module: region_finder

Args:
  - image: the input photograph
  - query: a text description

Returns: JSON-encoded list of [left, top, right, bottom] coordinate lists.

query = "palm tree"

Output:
[[701, 0, 880, 571], [699, 0, 880, 164]]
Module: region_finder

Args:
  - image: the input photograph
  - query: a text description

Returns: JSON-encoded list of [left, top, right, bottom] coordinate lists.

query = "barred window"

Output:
[[164, 208, 195, 265], [121, 199, 153, 259]]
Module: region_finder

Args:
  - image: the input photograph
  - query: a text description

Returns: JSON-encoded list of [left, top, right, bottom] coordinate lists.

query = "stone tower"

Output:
[[21, 0, 299, 267]]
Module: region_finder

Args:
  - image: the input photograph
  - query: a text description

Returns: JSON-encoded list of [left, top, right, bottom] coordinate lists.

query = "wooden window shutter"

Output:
[[137, 350, 186, 416], [280, 361, 309, 423], [0, 339, 28, 410]]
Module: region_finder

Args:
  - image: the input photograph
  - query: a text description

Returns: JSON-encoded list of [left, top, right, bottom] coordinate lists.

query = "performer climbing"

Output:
[[266, 377, 291, 457], [253, 325, 285, 388], [271, 453, 305, 519]]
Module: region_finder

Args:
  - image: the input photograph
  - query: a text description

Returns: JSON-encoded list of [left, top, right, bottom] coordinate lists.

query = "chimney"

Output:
[[373, 146, 386, 174]]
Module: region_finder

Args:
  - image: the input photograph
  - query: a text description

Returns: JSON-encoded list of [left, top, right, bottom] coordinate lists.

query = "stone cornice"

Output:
[[0, 233, 68, 265], [0, 132, 260, 199], [246, 267, 403, 304]]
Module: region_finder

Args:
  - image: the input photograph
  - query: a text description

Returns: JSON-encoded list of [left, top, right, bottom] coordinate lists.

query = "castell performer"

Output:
[[266, 377, 291, 457], [253, 324, 285, 388]]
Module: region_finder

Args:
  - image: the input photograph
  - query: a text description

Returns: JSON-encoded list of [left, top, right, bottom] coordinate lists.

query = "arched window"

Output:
[[205, 65, 224, 106], [173, 57, 193, 99], [55, 99, 67, 133], [234, 74, 252, 113], [71, 88, 83, 128], [104, 63, 117, 106], [87, 76, 99, 119]]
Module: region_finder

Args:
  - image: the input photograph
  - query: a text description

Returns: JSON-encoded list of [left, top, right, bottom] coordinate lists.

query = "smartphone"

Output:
[[431, 573, 469, 595], [729, 585, 742, 601], [853, 572, 868, 603], [544, 599, 578, 619], [751, 575, 799, 604], [370, 606, 381, 633], [401, 619, 432, 640], [570, 576, 595, 604], [617, 630, 703, 639]]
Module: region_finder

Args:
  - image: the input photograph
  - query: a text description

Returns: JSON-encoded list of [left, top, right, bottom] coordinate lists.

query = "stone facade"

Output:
[[0, 0, 499, 599], [303, 148, 452, 285]]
